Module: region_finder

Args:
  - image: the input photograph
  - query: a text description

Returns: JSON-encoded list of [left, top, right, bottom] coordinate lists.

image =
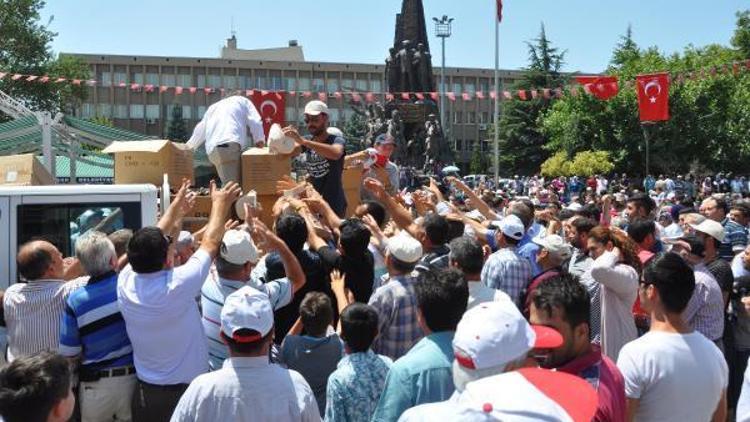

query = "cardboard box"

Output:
[[241, 147, 291, 194], [102, 140, 193, 187], [344, 188, 360, 217], [0, 154, 55, 186], [342, 167, 362, 190], [171, 195, 212, 233], [257, 194, 281, 228]]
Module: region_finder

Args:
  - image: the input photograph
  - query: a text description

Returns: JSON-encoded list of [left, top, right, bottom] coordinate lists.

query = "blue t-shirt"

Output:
[[304, 134, 347, 217]]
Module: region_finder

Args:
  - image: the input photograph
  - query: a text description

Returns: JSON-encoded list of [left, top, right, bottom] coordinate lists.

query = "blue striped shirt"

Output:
[[59, 272, 133, 370]]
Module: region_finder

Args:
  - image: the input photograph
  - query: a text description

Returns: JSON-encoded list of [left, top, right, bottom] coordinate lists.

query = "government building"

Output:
[[64, 36, 526, 168]]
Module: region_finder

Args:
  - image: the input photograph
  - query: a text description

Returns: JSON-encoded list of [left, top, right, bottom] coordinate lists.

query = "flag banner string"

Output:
[[1, 58, 749, 103]]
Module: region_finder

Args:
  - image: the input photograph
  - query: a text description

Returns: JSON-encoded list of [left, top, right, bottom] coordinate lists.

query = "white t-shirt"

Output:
[[737, 357, 750, 422], [467, 281, 512, 310], [617, 331, 728, 422], [186, 96, 265, 155]]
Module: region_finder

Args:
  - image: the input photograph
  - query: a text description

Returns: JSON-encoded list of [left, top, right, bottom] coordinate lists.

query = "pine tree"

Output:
[[343, 110, 366, 154], [167, 104, 188, 142], [610, 24, 640, 69], [732, 10, 750, 59]]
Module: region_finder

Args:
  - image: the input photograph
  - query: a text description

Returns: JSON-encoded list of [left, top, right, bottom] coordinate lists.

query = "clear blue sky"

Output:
[[42, 0, 747, 73]]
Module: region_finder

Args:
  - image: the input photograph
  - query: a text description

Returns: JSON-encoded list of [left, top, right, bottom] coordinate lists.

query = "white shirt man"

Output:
[[617, 253, 727, 422], [186, 95, 265, 184], [171, 286, 320, 422]]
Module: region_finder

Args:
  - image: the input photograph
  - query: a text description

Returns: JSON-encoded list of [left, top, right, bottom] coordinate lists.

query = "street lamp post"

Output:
[[433, 15, 453, 151]]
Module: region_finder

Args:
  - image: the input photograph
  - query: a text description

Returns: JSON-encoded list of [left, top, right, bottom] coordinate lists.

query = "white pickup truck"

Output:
[[0, 184, 158, 288]]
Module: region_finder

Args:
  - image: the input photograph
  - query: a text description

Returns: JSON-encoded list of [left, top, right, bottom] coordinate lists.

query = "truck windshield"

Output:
[[17, 202, 142, 258]]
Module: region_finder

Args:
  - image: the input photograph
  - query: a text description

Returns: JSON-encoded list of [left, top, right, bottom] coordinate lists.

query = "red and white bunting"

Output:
[[489, 91, 497, 100], [334, 92, 342, 99], [26, 75, 38, 82], [0, 72, 6, 79], [462, 92, 471, 101], [401, 92, 410, 100], [160, 85, 168, 93], [518, 90, 527, 101], [415, 92, 424, 100], [317, 92, 326, 101], [351, 93, 362, 102], [430, 92, 439, 101], [447, 92, 456, 101], [303, 91, 312, 98], [11, 74, 23, 81], [365, 92, 375, 103], [503, 91, 512, 100], [476, 91, 485, 99], [385, 93, 395, 101], [175, 86, 183, 95], [189, 87, 197, 94]]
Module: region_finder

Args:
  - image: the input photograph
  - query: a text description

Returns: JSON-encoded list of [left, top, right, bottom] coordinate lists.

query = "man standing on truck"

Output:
[[186, 92, 265, 185]]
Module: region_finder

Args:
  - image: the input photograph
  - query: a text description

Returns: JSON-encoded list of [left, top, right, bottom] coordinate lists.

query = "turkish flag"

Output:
[[497, 0, 503, 22], [476, 91, 485, 99], [365, 92, 375, 103], [415, 92, 424, 100], [447, 92, 456, 101], [250, 89, 286, 137], [462, 92, 471, 101], [636, 73, 670, 122], [430, 92, 439, 101], [175, 86, 183, 95], [574, 76, 619, 100]]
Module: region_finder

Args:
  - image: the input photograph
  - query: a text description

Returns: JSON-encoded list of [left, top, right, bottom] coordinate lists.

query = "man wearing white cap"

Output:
[[367, 232, 425, 360], [201, 221, 306, 370], [283, 100, 347, 217], [521, 234, 572, 315], [480, 214, 532, 305], [186, 93, 265, 185], [691, 218, 734, 302], [399, 299, 564, 421], [171, 286, 320, 421]]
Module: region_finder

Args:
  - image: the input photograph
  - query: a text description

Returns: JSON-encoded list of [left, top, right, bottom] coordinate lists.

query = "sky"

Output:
[[41, 0, 747, 74]]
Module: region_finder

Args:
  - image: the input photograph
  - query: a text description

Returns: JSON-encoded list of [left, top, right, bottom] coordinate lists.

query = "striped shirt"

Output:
[[684, 266, 725, 341], [4, 278, 85, 362], [59, 271, 133, 371], [368, 274, 424, 360], [480, 247, 532, 306], [201, 266, 293, 370], [720, 218, 748, 261]]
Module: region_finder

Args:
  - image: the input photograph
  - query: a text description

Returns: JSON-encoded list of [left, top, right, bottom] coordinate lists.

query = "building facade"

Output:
[[65, 39, 525, 168]]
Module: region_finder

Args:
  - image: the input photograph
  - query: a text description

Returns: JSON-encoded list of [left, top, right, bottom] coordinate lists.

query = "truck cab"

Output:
[[0, 184, 158, 288]]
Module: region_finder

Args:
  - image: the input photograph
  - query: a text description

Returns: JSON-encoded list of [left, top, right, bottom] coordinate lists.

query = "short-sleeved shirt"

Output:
[[304, 134, 347, 217], [324, 350, 392, 422], [367, 274, 424, 360], [201, 266, 293, 371], [117, 249, 212, 385], [684, 266, 725, 341], [4, 278, 85, 362], [316, 245, 374, 303], [721, 218, 748, 261], [59, 271, 133, 371], [617, 331, 728, 422], [280, 334, 343, 415], [371, 331, 456, 422]]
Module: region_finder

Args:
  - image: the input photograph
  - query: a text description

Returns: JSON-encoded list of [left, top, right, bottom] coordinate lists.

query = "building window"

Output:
[[81, 103, 95, 118], [255, 70, 267, 89], [465, 82, 476, 94], [327, 79, 339, 93], [269, 71, 282, 90], [298, 77, 311, 91], [196, 75, 206, 88], [355, 79, 368, 91], [145, 105, 160, 119], [328, 108, 341, 125], [343, 107, 354, 121], [132, 73, 144, 85], [224, 75, 237, 90], [177, 74, 191, 88], [113, 105, 127, 119], [197, 106, 207, 119], [452, 82, 461, 94], [456, 139, 463, 151], [481, 141, 489, 152], [113, 72, 127, 85], [481, 112, 489, 124], [182, 105, 192, 120], [162, 74, 176, 86], [284, 76, 296, 91], [454, 111, 463, 124], [207, 74, 221, 88], [129, 104, 144, 119], [467, 140, 475, 151], [312, 77, 324, 93], [97, 104, 111, 117], [100, 71, 112, 87], [480, 79, 490, 93], [285, 106, 296, 123], [467, 111, 475, 124], [145, 73, 159, 86], [370, 79, 382, 93]]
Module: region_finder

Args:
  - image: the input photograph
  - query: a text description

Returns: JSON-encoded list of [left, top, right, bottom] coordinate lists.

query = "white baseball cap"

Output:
[[567, 202, 583, 211], [267, 123, 296, 154], [221, 286, 274, 342], [532, 235, 572, 262], [220, 229, 259, 265], [453, 368, 598, 422], [491, 215, 526, 241], [689, 219, 726, 242], [452, 301, 562, 371], [304, 100, 329, 116], [386, 232, 423, 264]]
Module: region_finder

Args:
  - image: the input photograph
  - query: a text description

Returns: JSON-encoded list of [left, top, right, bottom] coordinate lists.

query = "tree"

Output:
[[610, 24, 640, 69], [491, 23, 567, 175], [469, 147, 485, 174], [0, 0, 89, 121], [167, 104, 188, 142], [343, 109, 366, 154], [732, 10, 750, 59], [89, 115, 113, 127]]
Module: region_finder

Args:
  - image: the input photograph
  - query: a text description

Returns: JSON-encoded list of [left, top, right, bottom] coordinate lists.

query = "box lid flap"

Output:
[[102, 140, 171, 154]]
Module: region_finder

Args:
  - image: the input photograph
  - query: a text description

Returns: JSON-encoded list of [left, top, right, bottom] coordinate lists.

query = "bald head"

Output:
[[17, 241, 63, 281]]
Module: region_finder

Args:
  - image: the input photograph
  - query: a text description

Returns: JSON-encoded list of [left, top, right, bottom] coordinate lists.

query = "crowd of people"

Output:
[[1, 99, 750, 421]]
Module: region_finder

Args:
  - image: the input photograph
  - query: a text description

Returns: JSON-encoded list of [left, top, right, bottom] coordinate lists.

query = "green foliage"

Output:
[[167, 104, 188, 142], [490, 23, 568, 176], [0, 0, 89, 121], [469, 147, 485, 174], [541, 150, 613, 177], [540, 18, 750, 175], [343, 109, 366, 154], [540, 151, 572, 177], [610, 24, 640, 69], [733, 10, 750, 58], [89, 115, 113, 127]]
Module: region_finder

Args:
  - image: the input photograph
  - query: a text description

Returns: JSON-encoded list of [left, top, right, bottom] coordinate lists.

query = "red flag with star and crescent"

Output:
[[636, 73, 670, 122], [574, 76, 619, 100], [249, 91, 285, 137]]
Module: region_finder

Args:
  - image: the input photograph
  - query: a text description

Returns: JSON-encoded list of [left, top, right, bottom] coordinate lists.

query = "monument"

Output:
[[362, 0, 450, 172]]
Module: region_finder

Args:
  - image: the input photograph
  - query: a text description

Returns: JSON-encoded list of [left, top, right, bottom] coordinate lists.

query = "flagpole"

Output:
[[493, 3, 501, 187]]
